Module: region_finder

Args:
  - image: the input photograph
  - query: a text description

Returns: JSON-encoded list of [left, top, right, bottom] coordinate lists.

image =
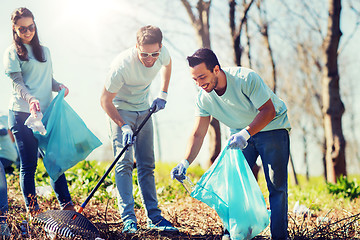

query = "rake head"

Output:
[[33, 210, 100, 239]]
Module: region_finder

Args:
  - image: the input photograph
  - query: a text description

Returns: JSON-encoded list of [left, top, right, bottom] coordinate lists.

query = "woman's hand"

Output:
[[59, 84, 69, 97], [29, 99, 40, 117]]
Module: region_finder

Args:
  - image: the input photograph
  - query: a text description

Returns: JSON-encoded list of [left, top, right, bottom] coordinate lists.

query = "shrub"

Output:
[[327, 175, 360, 200]]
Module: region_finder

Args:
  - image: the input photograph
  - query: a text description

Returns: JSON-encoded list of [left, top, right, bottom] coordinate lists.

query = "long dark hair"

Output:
[[11, 7, 46, 62]]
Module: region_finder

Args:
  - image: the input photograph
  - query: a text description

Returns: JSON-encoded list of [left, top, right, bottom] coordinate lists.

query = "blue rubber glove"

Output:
[[170, 159, 189, 182], [121, 124, 134, 145], [151, 98, 166, 113], [228, 129, 251, 150], [151, 91, 167, 113]]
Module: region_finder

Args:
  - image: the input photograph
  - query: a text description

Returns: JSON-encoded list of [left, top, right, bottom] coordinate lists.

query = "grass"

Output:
[[3, 160, 360, 239], [288, 175, 360, 213]]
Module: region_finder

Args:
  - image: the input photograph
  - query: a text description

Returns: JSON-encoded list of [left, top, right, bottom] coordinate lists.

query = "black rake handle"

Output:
[[78, 107, 155, 213]]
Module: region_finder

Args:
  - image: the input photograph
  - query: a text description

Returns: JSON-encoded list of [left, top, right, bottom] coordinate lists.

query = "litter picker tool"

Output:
[[34, 107, 155, 239], [179, 175, 195, 194]]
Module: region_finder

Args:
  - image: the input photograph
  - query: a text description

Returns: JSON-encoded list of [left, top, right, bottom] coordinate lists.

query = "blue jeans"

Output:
[[242, 129, 289, 240], [109, 109, 162, 223], [0, 157, 19, 171], [0, 160, 8, 223], [8, 111, 73, 211]]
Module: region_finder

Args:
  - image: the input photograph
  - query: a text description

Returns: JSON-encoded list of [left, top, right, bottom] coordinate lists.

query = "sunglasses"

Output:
[[17, 24, 35, 34], [139, 51, 161, 58]]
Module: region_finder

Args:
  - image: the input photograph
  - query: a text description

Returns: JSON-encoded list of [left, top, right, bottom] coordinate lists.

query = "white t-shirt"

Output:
[[105, 45, 171, 111], [3, 44, 54, 113], [196, 67, 291, 133]]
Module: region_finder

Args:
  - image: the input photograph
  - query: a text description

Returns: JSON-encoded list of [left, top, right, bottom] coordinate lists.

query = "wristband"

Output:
[[240, 129, 251, 140], [158, 91, 168, 101], [121, 124, 131, 131], [181, 159, 190, 169]]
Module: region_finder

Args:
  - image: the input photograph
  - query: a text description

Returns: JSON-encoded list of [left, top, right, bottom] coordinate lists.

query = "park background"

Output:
[[0, 0, 359, 177]]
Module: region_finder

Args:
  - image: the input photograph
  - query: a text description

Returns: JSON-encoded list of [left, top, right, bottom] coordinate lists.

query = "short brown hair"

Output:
[[136, 25, 163, 46]]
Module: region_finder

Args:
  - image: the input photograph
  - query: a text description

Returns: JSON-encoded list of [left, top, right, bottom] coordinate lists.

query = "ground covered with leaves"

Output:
[[3, 161, 360, 239]]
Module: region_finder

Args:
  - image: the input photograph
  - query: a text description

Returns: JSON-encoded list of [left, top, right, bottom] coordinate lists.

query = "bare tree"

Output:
[[273, 0, 324, 179], [294, 29, 324, 179], [229, 0, 255, 66], [322, 0, 346, 183], [276, 0, 357, 181], [256, 0, 277, 93], [181, 0, 221, 167]]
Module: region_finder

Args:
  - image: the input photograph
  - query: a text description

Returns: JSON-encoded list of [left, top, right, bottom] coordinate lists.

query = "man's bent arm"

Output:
[[100, 87, 126, 127], [246, 98, 276, 136], [184, 116, 211, 165]]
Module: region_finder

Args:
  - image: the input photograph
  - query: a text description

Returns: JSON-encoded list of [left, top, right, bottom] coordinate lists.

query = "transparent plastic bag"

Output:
[[34, 89, 102, 181], [190, 146, 269, 240], [25, 112, 47, 135], [181, 175, 195, 194]]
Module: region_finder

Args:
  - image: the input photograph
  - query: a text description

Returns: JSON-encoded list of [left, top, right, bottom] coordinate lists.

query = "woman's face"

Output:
[[14, 17, 35, 44]]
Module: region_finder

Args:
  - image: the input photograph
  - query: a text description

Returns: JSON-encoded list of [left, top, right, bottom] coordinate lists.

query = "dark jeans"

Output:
[[0, 160, 8, 222], [8, 110, 73, 211], [0, 157, 19, 174], [242, 129, 290, 240]]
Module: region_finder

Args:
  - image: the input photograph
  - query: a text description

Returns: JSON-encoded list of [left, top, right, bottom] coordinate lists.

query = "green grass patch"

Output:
[[7, 159, 360, 214]]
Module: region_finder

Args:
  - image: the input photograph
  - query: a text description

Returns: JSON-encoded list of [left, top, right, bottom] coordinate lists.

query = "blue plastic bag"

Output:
[[34, 89, 102, 181], [190, 146, 269, 240]]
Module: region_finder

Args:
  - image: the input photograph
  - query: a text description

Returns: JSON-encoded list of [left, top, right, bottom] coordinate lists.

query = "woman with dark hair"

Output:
[[3, 7, 74, 216]]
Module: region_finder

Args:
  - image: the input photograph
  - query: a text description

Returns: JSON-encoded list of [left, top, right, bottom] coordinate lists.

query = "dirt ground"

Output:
[[4, 191, 360, 240]]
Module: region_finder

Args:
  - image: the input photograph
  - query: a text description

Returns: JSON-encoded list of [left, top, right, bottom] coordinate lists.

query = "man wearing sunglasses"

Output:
[[100, 25, 176, 234]]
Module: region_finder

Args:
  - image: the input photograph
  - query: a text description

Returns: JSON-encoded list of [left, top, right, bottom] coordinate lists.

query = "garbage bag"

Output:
[[34, 89, 102, 181], [190, 146, 269, 240]]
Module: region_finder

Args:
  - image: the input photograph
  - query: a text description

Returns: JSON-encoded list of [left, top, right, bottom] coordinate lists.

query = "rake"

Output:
[[33, 107, 155, 239]]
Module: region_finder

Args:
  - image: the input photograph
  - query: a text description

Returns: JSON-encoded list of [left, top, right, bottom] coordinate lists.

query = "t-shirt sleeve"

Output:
[[3, 46, 21, 75], [242, 71, 271, 109], [104, 66, 125, 93], [159, 45, 171, 66], [195, 93, 210, 117]]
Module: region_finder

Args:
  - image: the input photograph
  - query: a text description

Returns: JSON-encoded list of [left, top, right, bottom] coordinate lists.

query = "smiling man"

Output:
[[170, 48, 291, 240], [100, 25, 177, 233]]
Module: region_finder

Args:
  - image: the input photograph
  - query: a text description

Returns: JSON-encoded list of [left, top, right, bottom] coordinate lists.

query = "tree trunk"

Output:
[[257, 0, 277, 93], [289, 153, 298, 185], [181, 0, 221, 166], [260, 24, 277, 92], [229, 0, 255, 66], [322, 0, 346, 183], [302, 126, 309, 181], [322, 141, 327, 180], [208, 117, 221, 166]]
